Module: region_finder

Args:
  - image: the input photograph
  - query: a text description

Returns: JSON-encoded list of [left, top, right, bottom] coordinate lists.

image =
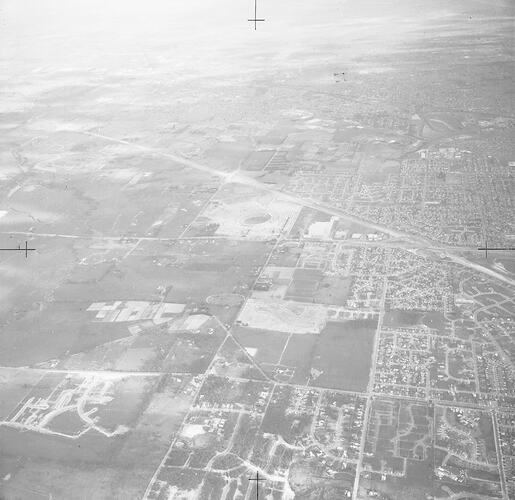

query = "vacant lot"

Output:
[[310, 319, 377, 391]]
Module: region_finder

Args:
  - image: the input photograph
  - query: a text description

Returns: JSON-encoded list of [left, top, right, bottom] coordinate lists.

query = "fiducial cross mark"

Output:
[[0, 241, 36, 258], [478, 240, 515, 259], [248, 0, 265, 30], [248, 471, 265, 500]]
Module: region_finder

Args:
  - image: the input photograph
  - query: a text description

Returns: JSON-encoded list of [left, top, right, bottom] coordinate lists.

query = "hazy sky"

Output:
[[0, 0, 512, 76]]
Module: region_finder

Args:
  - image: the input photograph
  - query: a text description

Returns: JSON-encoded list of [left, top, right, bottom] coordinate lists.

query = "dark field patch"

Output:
[[284, 279, 319, 302], [313, 275, 352, 305], [310, 319, 377, 391], [384, 310, 446, 331], [232, 327, 289, 365], [280, 334, 318, 385], [384, 310, 424, 327], [0, 302, 130, 367]]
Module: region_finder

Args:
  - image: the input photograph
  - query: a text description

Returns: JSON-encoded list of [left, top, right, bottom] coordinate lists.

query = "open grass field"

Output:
[[280, 334, 318, 385], [232, 326, 290, 365], [310, 319, 377, 391]]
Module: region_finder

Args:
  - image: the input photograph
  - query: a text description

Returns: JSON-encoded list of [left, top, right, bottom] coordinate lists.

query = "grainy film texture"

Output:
[[0, 1, 514, 499]]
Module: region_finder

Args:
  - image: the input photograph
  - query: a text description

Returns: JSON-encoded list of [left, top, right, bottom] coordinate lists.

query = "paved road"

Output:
[[4, 129, 515, 287], [80, 131, 515, 288]]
